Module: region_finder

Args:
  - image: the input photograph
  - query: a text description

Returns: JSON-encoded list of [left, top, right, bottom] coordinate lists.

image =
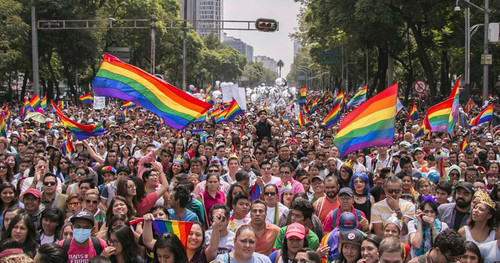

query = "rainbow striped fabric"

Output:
[[0, 114, 6, 137], [51, 101, 106, 140], [346, 85, 367, 109], [448, 78, 460, 133], [152, 219, 194, 248], [215, 108, 229, 123], [333, 91, 345, 108], [407, 103, 418, 122], [30, 95, 41, 110], [122, 101, 135, 109], [3, 104, 10, 130], [206, 84, 212, 94], [424, 98, 453, 132], [461, 139, 470, 152], [415, 119, 430, 138], [324, 101, 342, 128], [61, 134, 74, 155], [298, 110, 305, 127], [22, 99, 32, 119], [333, 83, 398, 157], [79, 94, 93, 103], [41, 94, 47, 111], [206, 94, 213, 104], [469, 104, 493, 127], [192, 114, 207, 125], [225, 99, 244, 122], [283, 116, 290, 124], [298, 85, 307, 104], [92, 53, 211, 130]]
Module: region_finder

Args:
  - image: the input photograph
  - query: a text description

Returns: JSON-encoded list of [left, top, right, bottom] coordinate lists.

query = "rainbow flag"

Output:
[[302, 104, 309, 114], [206, 84, 212, 94], [283, 116, 290, 124], [79, 94, 93, 103], [215, 108, 229, 123], [30, 94, 41, 110], [0, 114, 6, 137], [122, 101, 135, 109], [22, 99, 32, 119], [407, 103, 418, 122], [324, 102, 342, 128], [151, 219, 193, 248], [192, 114, 206, 125], [424, 98, 453, 132], [263, 102, 267, 111], [225, 99, 244, 122], [464, 98, 475, 114], [3, 104, 10, 130], [58, 101, 66, 110], [298, 110, 305, 127], [461, 139, 470, 152], [51, 101, 106, 140], [92, 53, 211, 130], [311, 99, 318, 112], [333, 83, 398, 157], [298, 85, 307, 104], [469, 104, 493, 127], [333, 91, 345, 109], [41, 94, 47, 111], [62, 134, 74, 155], [206, 94, 213, 104], [448, 78, 460, 133], [415, 119, 430, 138], [346, 85, 367, 109]]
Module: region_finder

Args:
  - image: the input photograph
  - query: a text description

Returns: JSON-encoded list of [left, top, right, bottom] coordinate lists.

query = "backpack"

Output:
[[62, 237, 104, 256]]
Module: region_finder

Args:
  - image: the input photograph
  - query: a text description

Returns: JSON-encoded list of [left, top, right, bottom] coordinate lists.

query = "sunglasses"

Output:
[[386, 189, 401, 194], [75, 172, 86, 176], [264, 192, 276, 196], [43, 182, 56, 186], [67, 201, 81, 208], [77, 158, 87, 162], [0, 166, 7, 170], [255, 152, 264, 155], [85, 199, 99, 204], [60, 161, 69, 164]]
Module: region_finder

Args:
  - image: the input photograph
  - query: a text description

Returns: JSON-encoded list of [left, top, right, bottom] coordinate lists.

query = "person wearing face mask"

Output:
[[59, 211, 108, 263]]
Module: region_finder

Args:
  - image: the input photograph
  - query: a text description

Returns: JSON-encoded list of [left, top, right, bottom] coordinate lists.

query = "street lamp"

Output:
[[455, 0, 490, 101]]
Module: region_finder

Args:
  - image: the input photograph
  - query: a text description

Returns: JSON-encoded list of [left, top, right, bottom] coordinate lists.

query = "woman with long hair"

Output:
[[269, 223, 309, 263], [0, 206, 24, 237], [55, 157, 72, 182], [0, 161, 13, 184], [225, 182, 248, 208], [39, 207, 64, 245], [119, 146, 131, 166], [196, 173, 225, 229], [101, 224, 144, 263], [1, 213, 39, 258], [335, 230, 363, 263], [0, 183, 19, 229], [360, 234, 382, 263], [458, 192, 496, 245], [5, 155, 18, 177], [460, 241, 483, 263], [338, 165, 353, 189], [154, 232, 189, 263], [349, 172, 374, 221]]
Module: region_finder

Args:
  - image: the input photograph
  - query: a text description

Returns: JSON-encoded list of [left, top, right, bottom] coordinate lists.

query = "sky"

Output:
[[224, 0, 302, 78]]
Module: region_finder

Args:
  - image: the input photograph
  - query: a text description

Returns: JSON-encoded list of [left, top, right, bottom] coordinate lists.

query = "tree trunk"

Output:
[[372, 46, 388, 95], [440, 50, 450, 96], [20, 71, 29, 103]]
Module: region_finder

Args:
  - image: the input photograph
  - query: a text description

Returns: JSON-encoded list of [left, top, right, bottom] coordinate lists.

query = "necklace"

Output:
[[354, 192, 366, 202]]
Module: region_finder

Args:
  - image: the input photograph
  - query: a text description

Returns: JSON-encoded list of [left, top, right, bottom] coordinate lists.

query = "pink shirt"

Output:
[[200, 190, 225, 227], [58, 238, 107, 263], [137, 192, 159, 216], [275, 179, 305, 201]]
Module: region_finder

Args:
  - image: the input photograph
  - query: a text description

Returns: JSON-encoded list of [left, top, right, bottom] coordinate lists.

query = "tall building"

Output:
[[255, 56, 278, 73], [223, 34, 254, 62], [177, 0, 223, 38], [177, 0, 197, 28]]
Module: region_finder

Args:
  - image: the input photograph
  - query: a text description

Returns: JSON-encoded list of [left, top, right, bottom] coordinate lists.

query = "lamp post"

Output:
[[455, 0, 489, 101]]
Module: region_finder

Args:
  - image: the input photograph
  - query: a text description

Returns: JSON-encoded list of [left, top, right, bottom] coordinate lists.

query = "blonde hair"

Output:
[[85, 189, 100, 199]]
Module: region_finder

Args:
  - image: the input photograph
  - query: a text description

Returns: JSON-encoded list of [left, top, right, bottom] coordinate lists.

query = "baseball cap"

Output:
[[338, 212, 358, 234], [311, 175, 324, 182], [338, 187, 353, 197], [456, 181, 475, 194], [70, 211, 95, 227], [285, 223, 306, 240], [22, 188, 41, 199], [340, 230, 364, 245]]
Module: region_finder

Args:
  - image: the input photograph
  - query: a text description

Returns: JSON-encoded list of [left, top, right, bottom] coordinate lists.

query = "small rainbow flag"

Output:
[[283, 116, 290, 124], [41, 94, 47, 111], [302, 104, 309, 114], [215, 108, 229, 123], [346, 85, 367, 109], [407, 103, 418, 122], [461, 139, 470, 152], [469, 104, 493, 127], [334, 83, 398, 157], [424, 98, 453, 132], [464, 98, 475, 114], [92, 53, 211, 130], [206, 94, 213, 104], [206, 84, 212, 94], [225, 99, 244, 122], [0, 114, 6, 137], [151, 219, 193, 248], [333, 91, 345, 109], [3, 104, 10, 130], [122, 101, 135, 109], [448, 78, 460, 134], [415, 119, 430, 138], [51, 101, 106, 140], [311, 99, 318, 112], [62, 134, 74, 155], [298, 110, 305, 127], [30, 94, 41, 110], [324, 102, 342, 128], [79, 94, 93, 103], [298, 85, 307, 104], [22, 99, 32, 119], [263, 102, 267, 111]]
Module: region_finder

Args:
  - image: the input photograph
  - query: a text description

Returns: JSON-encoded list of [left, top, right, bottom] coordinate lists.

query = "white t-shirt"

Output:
[[40, 233, 58, 245], [478, 241, 500, 263], [265, 202, 289, 225], [205, 229, 235, 255], [215, 252, 272, 263]]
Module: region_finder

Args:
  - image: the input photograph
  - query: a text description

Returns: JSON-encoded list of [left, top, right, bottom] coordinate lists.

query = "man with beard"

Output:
[[371, 176, 415, 237], [438, 182, 475, 230], [313, 175, 340, 222], [254, 110, 274, 142]]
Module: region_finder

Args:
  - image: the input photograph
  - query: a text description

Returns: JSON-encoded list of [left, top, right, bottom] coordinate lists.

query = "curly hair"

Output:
[[434, 229, 466, 257]]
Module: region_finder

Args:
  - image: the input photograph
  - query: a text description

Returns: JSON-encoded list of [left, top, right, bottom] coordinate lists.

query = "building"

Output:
[[254, 56, 278, 73], [293, 42, 302, 57], [178, 0, 224, 38], [223, 34, 254, 62]]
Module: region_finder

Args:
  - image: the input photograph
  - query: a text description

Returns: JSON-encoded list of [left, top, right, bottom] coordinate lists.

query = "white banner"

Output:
[[93, 96, 106, 110]]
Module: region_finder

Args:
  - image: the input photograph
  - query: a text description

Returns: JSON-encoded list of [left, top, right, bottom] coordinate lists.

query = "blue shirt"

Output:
[[168, 208, 200, 222]]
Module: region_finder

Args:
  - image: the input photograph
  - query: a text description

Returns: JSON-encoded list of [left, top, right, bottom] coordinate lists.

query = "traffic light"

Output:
[[255, 18, 278, 32]]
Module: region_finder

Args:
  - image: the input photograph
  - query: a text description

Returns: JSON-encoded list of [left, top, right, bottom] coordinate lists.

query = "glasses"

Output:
[[85, 199, 99, 204], [77, 158, 87, 162], [127, 185, 136, 189], [75, 172, 86, 177], [339, 196, 352, 202], [67, 201, 81, 208], [107, 239, 119, 246], [255, 152, 264, 155], [387, 189, 401, 194], [261, 167, 271, 171], [60, 161, 68, 165], [97, 145, 105, 148], [208, 170, 219, 174], [264, 192, 277, 196], [0, 166, 7, 170], [43, 182, 56, 186], [280, 171, 291, 175]]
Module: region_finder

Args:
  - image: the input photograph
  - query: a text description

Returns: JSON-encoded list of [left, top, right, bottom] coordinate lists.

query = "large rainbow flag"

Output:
[[30, 94, 41, 110], [152, 219, 193, 248], [51, 101, 106, 140], [92, 53, 212, 130], [424, 98, 453, 132], [469, 104, 493, 127], [333, 83, 398, 157], [79, 94, 93, 103], [224, 99, 244, 122], [346, 85, 367, 109], [448, 78, 460, 133]]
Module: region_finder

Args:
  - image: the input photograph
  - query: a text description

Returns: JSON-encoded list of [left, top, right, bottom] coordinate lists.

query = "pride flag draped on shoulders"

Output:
[[92, 53, 212, 130], [469, 104, 493, 127], [333, 83, 398, 157], [51, 101, 106, 140]]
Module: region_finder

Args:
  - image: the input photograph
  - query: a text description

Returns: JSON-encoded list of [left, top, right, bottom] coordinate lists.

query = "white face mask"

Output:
[[73, 228, 91, 243]]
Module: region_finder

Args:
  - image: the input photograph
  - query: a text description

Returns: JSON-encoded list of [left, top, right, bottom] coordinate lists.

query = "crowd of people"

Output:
[[0, 92, 499, 263]]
